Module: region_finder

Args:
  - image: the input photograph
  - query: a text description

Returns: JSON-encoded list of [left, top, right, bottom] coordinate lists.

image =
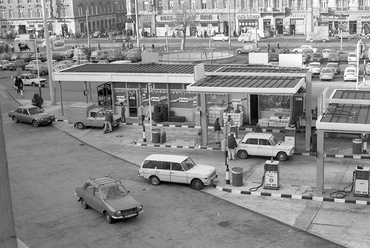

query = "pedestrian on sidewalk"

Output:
[[120, 102, 126, 123], [214, 117, 221, 144], [104, 110, 113, 133], [227, 132, 238, 160], [276, 41, 280, 50], [267, 42, 270, 52]]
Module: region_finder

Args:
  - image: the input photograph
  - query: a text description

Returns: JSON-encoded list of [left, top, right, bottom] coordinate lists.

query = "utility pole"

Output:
[[41, 0, 56, 105], [135, 0, 140, 48], [86, 9, 90, 48], [228, 0, 231, 50]]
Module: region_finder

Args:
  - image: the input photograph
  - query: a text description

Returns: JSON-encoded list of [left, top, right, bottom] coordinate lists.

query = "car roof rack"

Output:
[[89, 175, 121, 187]]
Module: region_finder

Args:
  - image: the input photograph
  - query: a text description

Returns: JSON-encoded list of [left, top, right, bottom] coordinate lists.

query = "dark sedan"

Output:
[[2, 60, 27, 70], [8, 106, 54, 127]]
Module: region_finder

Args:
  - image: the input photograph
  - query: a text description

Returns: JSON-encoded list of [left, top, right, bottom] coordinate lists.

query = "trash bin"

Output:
[[353, 139, 363, 154], [152, 129, 161, 143], [231, 167, 243, 187]]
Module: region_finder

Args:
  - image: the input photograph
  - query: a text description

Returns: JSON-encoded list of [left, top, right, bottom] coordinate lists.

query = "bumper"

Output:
[[203, 174, 218, 186], [112, 210, 143, 220]]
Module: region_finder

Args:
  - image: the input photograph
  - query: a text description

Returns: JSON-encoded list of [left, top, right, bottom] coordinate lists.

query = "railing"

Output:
[[159, 49, 235, 63]]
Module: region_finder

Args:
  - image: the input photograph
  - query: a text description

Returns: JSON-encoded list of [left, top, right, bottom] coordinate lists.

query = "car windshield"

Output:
[[101, 185, 127, 199], [182, 157, 196, 171], [322, 68, 332, 73], [326, 63, 336, 68], [310, 64, 320, 68], [347, 69, 356, 73], [28, 74, 37, 79], [28, 107, 43, 115], [349, 54, 356, 57], [269, 136, 279, 146]]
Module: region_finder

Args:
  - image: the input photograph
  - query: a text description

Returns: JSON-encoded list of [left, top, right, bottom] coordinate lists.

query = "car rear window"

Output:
[[142, 160, 157, 169]]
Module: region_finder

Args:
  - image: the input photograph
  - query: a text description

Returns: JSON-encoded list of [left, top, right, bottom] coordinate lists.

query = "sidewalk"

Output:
[[15, 98, 370, 248]]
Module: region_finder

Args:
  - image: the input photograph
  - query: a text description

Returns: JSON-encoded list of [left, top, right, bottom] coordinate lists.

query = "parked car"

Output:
[[110, 60, 132, 64], [90, 49, 117, 62], [10, 53, 22, 61], [3, 60, 27, 70], [319, 67, 335, 81], [269, 51, 279, 61], [311, 52, 324, 62], [107, 51, 126, 62], [347, 52, 357, 62], [343, 67, 357, 82], [321, 48, 332, 59], [73, 59, 90, 65], [328, 52, 340, 62], [19, 73, 47, 87], [53, 63, 68, 72], [308, 62, 322, 74], [125, 48, 141, 62], [335, 31, 355, 39], [0, 53, 11, 61], [30, 63, 48, 75], [138, 154, 218, 190], [25, 60, 43, 71], [235, 132, 295, 161], [236, 44, 261, 54], [113, 35, 130, 42], [75, 176, 143, 224], [8, 106, 54, 127], [302, 48, 314, 60], [366, 62, 370, 75], [97, 59, 109, 64], [58, 59, 74, 68], [237, 32, 260, 42], [347, 61, 357, 68], [292, 45, 318, 53], [211, 33, 229, 41], [19, 53, 33, 63], [61, 49, 74, 59], [52, 52, 64, 61], [72, 47, 90, 61], [30, 53, 47, 62], [326, 62, 341, 74], [0, 60, 10, 69], [92, 31, 105, 38]]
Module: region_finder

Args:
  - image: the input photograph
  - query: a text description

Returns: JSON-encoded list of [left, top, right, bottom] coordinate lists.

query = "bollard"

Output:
[[142, 115, 146, 142], [225, 166, 230, 184]]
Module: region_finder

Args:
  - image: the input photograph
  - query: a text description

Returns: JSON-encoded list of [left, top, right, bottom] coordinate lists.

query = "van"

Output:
[[237, 32, 261, 42], [14, 34, 34, 41], [90, 49, 117, 62]]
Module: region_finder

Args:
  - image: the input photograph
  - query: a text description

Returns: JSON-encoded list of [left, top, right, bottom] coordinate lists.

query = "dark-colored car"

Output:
[[302, 48, 314, 60], [30, 53, 47, 62], [236, 44, 261, 54], [8, 106, 54, 127], [326, 62, 341, 74], [75, 176, 143, 224], [269, 51, 279, 61], [107, 51, 126, 61], [20, 53, 33, 63], [311, 52, 324, 62], [328, 53, 340, 62], [61, 49, 74, 59], [125, 48, 141, 62], [319, 67, 335, 81], [3, 60, 27, 70], [113, 35, 130, 42], [52, 52, 63, 61]]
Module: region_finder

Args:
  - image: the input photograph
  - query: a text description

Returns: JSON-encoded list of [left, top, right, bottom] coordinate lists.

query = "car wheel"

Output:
[[277, 152, 288, 162], [150, 176, 160, 186], [237, 50, 242, 54], [81, 198, 88, 209], [32, 120, 40, 127], [12, 116, 19, 123], [105, 211, 113, 224], [31, 82, 36, 87], [76, 122, 85, 129], [191, 179, 204, 190], [238, 150, 248, 159]]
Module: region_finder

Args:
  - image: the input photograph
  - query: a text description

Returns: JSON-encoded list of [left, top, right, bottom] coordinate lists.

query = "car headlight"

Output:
[[115, 211, 121, 215], [137, 205, 143, 211], [40, 118, 45, 121]]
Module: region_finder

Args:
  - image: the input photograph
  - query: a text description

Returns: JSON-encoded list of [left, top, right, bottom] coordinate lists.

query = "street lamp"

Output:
[[150, 0, 157, 37], [134, 0, 139, 48]]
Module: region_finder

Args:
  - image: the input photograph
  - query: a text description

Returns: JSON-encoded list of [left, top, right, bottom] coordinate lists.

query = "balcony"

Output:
[[336, 7, 348, 11], [359, 6, 370, 11]]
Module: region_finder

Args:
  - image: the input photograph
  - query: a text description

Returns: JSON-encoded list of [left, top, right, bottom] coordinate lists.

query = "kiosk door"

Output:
[[250, 95, 259, 125], [128, 90, 138, 117]]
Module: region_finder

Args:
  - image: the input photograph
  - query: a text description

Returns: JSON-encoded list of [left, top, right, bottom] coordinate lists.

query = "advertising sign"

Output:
[[13, 40, 36, 53], [52, 39, 65, 50]]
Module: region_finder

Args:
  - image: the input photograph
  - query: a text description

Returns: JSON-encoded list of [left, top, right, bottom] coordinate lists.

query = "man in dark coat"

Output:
[[227, 132, 238, 160]]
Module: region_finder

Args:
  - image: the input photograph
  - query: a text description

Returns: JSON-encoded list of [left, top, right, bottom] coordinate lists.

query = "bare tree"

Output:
[[168, 3, 197, 50]]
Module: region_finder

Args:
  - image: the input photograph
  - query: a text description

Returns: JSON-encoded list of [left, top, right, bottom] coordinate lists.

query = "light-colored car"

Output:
[[25, 60, 43, 71], [237, 32, 261, 42], [321, 48, 332, 59], [344, 67, 357, 81], [366, 62, 370, 75], [308, 62, 321, 74], [53, 63, 68, 72], [347, 61, 357, 68], [138, 154, 218, 190], [211, 33, 229, 41], [326, 62, 340, 74], [110, 60, 132, 64], [319, 67, 335, 81], [0, 59, 10, 69], [347, 52, 357, 62], [58, 59, 74, 68], [19, 74, 47, 87], [292, 45, 318, 54], [236, 44, 261, 54], [75, 176, 143, 224], [335, 31, 355, 39], [8, 106, 54, 127], [235, 132, 295, 161], [74, 59, 90, 65]]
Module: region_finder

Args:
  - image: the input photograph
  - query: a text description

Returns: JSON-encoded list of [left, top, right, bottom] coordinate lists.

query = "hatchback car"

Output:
[[236, 44, 260, 54], [326, 62, 341, 74], [308, 62, 322, 74], [211, 33, 229, 41], [311, 52, 324, 62], [235, 132, 295, 161], [348, 52, 357, 62], [8, 106, 54, 127], [25, 60, 43, 71], [138, 154, 218, 190], [319, 67, 335, 81], [343, 67, 357, 82], [75, 176, 143, 224], [19, 74, 47, 87]]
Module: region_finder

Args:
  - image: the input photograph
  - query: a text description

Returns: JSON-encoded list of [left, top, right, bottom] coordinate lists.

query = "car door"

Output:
[[23, 75, 30, 86], [257, 138, 274, 157], [18, 108, 29, 123], [170, 162, 188, 184], [90, 187, 105, 213], [155, 161, 171, 182], [83, 184, 94, 208], [244, 138, 258, 155]]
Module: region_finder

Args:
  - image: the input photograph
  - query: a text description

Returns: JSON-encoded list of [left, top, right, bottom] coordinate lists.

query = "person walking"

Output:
[[97, 43, 101, 50], [276, 41, 280, 50], [227, 132, 238, 160], [267, 42, 270, 52], [104, 110, 113, 133], [214, 117, 221, 144], [120, 102, 126, 123]]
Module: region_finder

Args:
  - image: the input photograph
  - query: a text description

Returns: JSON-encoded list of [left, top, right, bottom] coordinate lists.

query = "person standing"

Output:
[[227, 132, 238, 160], [104, 111, 113, 133], [267, 42, 270, 52], [120, 102, 126, 123], [276, 41, 280, 50], [213, 118, 221, 144]]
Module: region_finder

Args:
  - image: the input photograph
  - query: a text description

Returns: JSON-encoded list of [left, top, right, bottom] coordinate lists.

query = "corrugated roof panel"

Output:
[[332, 90, 370, 100], [321, 104, 370, 124]]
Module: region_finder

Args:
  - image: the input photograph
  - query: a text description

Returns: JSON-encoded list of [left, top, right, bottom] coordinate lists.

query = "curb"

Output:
[[213, 184, 370, 205]]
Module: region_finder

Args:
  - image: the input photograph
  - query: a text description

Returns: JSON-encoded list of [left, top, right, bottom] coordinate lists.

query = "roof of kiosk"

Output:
[[316, 89, 370, 133]]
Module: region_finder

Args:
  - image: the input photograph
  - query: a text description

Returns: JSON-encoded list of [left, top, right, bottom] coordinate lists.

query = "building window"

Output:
[[36, 8, 41, 17], [9, 9, 13, 18], [289, 0, 295, 8], [27, 8, 31, 17], [320, 0, 327, 8], [250, 0, 257, 9], [265, 0, 271, 8], [297, 0, 303, 8], [275, 0, 280, 8], [241, 0, 247, 8], [191, 0, 195, 9], [201, 0, 206, 9], [212, 0, 217, 8], [144, 1, 149, 10], [0, 10, 5, 18], [169, 0, 173, 9]]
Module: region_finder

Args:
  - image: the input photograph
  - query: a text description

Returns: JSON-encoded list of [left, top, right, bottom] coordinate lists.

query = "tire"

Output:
[[237, 50, 242, 54], [238, 150, 248, 159], [32, 120, 39, 127], [105, 211, 113, 224], [150, 176, 160, 186], [31, 82, 36, 87], [81, 198, 88, 209], [76, 122, 85, 129], [191, 179, 204, 190], [277, 152, 288, 162], [12, 116, 19, 123]]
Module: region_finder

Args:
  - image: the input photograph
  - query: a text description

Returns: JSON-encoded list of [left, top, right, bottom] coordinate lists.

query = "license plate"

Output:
[[125, 213, 137, 218]]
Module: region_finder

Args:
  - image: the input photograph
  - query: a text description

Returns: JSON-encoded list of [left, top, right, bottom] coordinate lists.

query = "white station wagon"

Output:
[[138, 154, 217, 190], [235, 132, 295, 161]]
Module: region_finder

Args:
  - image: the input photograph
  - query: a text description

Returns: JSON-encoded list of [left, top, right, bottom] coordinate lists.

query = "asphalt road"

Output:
[[0, 83, 345, 248]]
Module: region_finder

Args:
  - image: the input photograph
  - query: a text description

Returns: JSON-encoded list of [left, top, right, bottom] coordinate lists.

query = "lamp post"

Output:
[[86, 8, 90, 48], [150, 0, 157, 37], [135, 0, 139, 48], [228, 0, 231, 49]]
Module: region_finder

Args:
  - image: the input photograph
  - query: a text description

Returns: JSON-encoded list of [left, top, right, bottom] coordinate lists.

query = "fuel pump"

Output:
[[284, 125, 296, 148], [263, 160, 280, 190], [354, 166, 369, 197]]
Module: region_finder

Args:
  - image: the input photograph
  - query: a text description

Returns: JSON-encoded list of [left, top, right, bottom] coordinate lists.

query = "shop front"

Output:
[[289, 15, 305, 35], [237, 14, 260, 35], [197, 14, 219, 37]]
